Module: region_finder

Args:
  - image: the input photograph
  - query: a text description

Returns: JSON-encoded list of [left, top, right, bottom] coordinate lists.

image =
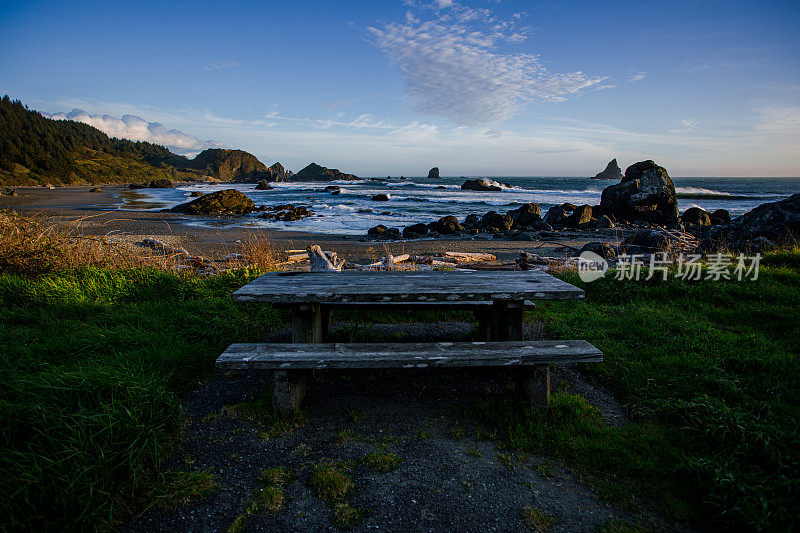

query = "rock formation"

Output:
[[294, 162, 358, 181], [709, 193, 800, 248], [427, 167, 440, 179], [461, 178, 504, 192], [593, 158, 624, 180], [681, 207, 711, 226], [599, 160, 679, 225], [170, 189, 255, 215]]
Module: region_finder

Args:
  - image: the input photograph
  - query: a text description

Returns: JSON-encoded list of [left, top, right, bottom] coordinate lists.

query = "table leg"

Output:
[[291, 303, 323, 343], [490, 299, 524, 341]]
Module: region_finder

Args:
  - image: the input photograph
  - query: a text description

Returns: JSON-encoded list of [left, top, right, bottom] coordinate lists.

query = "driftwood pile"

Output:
[[287, 247, 515, 272]]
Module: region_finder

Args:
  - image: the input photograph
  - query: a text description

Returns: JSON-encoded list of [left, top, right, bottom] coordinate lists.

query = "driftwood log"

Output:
[[307, 245, 345, 271]]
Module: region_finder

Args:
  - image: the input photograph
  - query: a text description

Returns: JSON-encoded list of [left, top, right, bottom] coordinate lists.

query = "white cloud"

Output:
[[45, 109, 221, 156], [368, 4, 605, 126], [204, 60, 240, 71], [753, 105, 800, 135], [670, 118, 698, 133], [629, 71, 646, 82]]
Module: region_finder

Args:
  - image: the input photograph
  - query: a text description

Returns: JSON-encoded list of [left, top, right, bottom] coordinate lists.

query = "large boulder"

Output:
[[402, 223, 429, 238], [372, 194, 389, 201], [171, 189, 255, 215], [508, 203, 542, 226], [593, 158, 624, 180], [432, 215, 464, 234], [710, 209, 731, 225], [427, 167, 440, 179], [681, 207, 711, 226], [480, 211, 514, 232], [294, 162, 358, 181], [255, 180, 273, 190], [599, 160, 679, 224], [710, 193, 800, 247], [461, 178, 504, 192], [543, 204, 571, 227], [149, 178, 175, 188], [367, 225, 400, 240], [567, 204, 594, 227]]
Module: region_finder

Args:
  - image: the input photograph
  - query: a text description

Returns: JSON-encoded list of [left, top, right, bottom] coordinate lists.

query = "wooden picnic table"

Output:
[[221, 270, 600, 411]]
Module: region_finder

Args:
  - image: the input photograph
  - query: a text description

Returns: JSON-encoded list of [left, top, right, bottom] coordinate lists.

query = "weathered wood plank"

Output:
[[216, 340, 602, 369], [232, 270, 583, 303], [271, 300, 535, 311]]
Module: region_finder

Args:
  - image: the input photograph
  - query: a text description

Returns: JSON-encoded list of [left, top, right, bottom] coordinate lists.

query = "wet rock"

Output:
[[372, 194, 390, 201], [710, 193, 800, 248], [89, 187, 103, 193], [367, 225, 401, 240], [402, 223, 429, 238], [508, 203, 542, 226], [596, 215, 615, 228], [463, 214, 481, 228], [258, 203, 313, 221], [461, 178, 504, 192], [189, 191, 204, 197], [579, 242, 617, 259], [543, 204, 571, 227], [148, 178, 175, 188], [255, 180, 273, 190], [480, 211, 514, 232], [432, 215, 464, 234], [427, 167, 440, 179], [621, 229, 671, 251], [171, 189, 255, 215], [681, 207, 711, 226], [600, 160, 679, 224], [593, 158, 624, 180], [568, 205, 594, 228], [710, 209, 731, 225]]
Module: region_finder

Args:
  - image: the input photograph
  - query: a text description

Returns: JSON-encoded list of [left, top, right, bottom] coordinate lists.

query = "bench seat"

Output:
[[217, 340, 602, 411], [217, 340, 601, 369]]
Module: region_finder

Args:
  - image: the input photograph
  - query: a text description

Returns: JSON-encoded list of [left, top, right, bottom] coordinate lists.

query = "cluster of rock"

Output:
[[257, 204, 314, 221], [129, 178, 175, 189], [705, 193, 800, 252], [171, 189, 255, 215]]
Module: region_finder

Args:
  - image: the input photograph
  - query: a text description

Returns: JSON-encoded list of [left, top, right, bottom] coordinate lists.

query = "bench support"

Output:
[[490, 299, 524, 341], [291, 303, 323, 343], [519, 366, 551, 406], [272, 370, 307, 411]]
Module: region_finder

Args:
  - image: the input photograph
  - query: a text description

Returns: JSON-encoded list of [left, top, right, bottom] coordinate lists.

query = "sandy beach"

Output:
[[0, 185, 605, 263]]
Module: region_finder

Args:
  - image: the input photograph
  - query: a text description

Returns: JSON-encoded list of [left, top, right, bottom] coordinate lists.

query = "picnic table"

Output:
[[217, 270, 602, 411]]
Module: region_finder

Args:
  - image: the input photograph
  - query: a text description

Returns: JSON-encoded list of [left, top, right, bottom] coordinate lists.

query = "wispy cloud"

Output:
[[670, 118, 698, 133], [368, 1, 605, 126], [204, 60, 241, 71], [629, 71, 646, 82], [44, 109, 221, 156], [753, 105, 800, 135]]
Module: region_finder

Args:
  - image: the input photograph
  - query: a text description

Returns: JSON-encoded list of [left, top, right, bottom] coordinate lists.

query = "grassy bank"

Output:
[[0, 268, 279, 531], [471, 249, 800, 530], [1, 250, 797, 531]]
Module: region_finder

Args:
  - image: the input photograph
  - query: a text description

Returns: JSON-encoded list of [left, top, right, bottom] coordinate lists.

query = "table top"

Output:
[[232, 270, 584, 304]]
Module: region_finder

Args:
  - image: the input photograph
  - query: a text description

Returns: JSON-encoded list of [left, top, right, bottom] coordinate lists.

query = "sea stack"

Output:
[[593, 159, 624, 180], [427, 167, 440, 179]]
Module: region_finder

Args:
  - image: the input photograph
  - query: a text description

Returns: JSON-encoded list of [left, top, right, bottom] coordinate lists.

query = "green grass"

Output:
[[147, 468, 217, 510], [471, 252, 800, 531], [519, 504, 559, 531], [0, 267, 281, 531], [362, 451, 403, 473]]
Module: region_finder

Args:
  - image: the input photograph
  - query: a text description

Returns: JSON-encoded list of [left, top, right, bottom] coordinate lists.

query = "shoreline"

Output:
[[0, 185, 608, 262]]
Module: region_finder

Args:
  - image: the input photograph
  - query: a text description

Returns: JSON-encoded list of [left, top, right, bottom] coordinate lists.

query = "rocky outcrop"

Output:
[[432, 215, 464, 234], [258, 204, 313, 221], [508, 203, 542, 226], [599, 160, 679, 225], [709, 193, 800, 248], [182, 149, 269, 182], [255, 180, 273, 190], [427, 167, 440, 179], [710, 209, 731, 225], [480, 211, 514, 232], [593, 158, 624, 180], [372, 194, 389, 201], [402, 223, 429, 238], [367, 225, 400, 240], [148, 178, 174, 188], [461, 178, 504, 192], [294, 162, 358, 181], [681, 207, 711, 226], [170, 189, 255, 215], [568, 205, 594, 227]]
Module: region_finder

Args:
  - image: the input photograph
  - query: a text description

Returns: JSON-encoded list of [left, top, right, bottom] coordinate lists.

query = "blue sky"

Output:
[[1, 0, 799, 176]]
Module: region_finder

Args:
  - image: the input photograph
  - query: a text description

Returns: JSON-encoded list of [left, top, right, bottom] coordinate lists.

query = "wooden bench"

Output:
[[217, 340, 603, 411], [222, 270, 599, 412]]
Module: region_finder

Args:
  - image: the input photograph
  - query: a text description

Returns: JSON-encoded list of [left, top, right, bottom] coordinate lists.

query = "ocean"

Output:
[[119, 176, 800, 236]]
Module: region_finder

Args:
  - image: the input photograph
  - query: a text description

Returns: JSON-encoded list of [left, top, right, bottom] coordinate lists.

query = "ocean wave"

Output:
[[675, 187, 751, 199]]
